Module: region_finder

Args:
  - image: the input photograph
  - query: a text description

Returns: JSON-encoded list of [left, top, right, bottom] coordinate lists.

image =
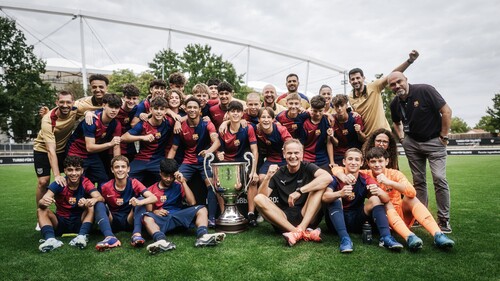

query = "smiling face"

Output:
[[286, 99, 301, 115], [262, 85, 276, 105], [64, 165, 83, 185], [343, 150, 363, 174], [246, 96, 261, 116], [194, 92, 208, 108], [150, 85, 166, 98], [228, 108, 243, 123], [123, 96, 139, 111], [90, 80, 107, 100], [374, 133, 390, 150], [349, 72, 365, 92], [258, 109, 273, 131], [367, 157, 389, 176], [319, 87, 332, 104], [218, 90, 233, 105], [160, 172, 175, 188], [208, 85, 219, 100], [111, 160, 130, 181], [168, 92, 181, 109], [185, 100, 201, 120], [387, 72, 409, 99], [56, 93, 74, 116], [283, 142, 303, 170], [151, 106, 167, 122], [286, 75, 299, 93], [103, 104, 120, 120]]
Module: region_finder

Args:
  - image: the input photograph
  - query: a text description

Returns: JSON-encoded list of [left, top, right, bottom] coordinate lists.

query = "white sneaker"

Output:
[[147, 240, 176, 255], [256, 214, 264, 223], [39, 238, 63, 253], [35, 223, 41, 231], [195, 233, 226, 247], [69, 235, 88, 249]]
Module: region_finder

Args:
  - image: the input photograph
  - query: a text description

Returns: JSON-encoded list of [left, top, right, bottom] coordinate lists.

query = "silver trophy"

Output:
[[204, 152, 254, 233]]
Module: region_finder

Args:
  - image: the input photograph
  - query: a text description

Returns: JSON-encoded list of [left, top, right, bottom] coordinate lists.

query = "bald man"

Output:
[[388, 71, 453, 234], [261, 84, 286, 115]]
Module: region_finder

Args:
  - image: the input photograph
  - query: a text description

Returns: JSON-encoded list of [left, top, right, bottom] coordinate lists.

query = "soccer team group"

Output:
[[34, 49, 455, 255]]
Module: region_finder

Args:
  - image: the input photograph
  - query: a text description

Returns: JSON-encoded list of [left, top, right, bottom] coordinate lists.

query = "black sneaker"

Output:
[[438, 220, 452, 234], [411, 221, 421, 228], [248, 213, 258, 227]]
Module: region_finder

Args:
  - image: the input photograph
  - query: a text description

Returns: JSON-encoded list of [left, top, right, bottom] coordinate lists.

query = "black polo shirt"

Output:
[[390, 84, 447, 142], [269, 162, 319, 208]]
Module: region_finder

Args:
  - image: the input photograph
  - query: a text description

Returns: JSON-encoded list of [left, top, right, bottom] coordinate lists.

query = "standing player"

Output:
[[254, 139, 331, 246], [167, 97, 221, 226], [115, 84, 141, 161], [66, 93, 123, 187], [168, 72, 187, 92], [37, 156, 103, 252], [206, 78, 221, 106], [121, 97, 173, 187], [261, 84, 286, 115], [94, 155, 157, 251], [319, 85, 335, 114], [243, 92, 261, 126], [131, 79, 166, 127], [275, 93, 309, 138], [209, 81, 246, 129], [322, 148, 404, 251], [276, 73, 310, 109], [217, 101, 260, 226], [330, 94, 366, 166], [143, 159, 226, 254]]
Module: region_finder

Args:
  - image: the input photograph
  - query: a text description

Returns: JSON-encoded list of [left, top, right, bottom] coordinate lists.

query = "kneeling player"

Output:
[[37, 156, 103, 252], [143, 159, 226, 255], [94, 155, 157, 251]]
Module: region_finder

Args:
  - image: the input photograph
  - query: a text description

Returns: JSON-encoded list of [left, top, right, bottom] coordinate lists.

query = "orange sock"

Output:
[[387, 209, 412, 240], [412, 202, 441, 236]]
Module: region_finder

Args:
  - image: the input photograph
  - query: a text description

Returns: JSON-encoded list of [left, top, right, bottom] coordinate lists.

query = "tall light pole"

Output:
[[160, 63, 165, 80]]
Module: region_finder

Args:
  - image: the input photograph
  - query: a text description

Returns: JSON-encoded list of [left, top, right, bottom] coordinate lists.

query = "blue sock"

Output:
[[196, 226, 208, 238], [152, 231, 166, 242], [372, 205, 391, 237], [132, 205, 146, 235], [94, 202, 114, 237], [41, 225, 55, 240], [78, 222, 92, 236], [327, 199, 349, 239], [207, 188, 217, 220]]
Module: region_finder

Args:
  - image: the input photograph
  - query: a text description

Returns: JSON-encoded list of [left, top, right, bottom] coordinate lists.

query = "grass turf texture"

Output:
[[0, 156, 499, 281]]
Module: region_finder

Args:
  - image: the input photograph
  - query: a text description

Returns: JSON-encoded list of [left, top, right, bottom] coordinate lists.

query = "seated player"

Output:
[[94, 155, 157, 251], [334, 147, 455, 250], [217, 101, 259, 226], [37, 156, 103, 252], [254, 139, 331, 246], [143, 159, 226, 254], [323, 148, 404, 252]]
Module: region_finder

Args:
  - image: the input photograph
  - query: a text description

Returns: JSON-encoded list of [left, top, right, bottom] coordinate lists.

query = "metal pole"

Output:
[[246, 46, 250, 85], [304, 61, 310, 96], [343, 70, 347, 94], [79, 16, 88, 95]]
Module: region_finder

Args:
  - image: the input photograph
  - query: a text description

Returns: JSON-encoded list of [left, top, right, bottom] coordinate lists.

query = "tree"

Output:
[[475, 115, 496, 133], [485, 93, 500, 131], [108, 69, 155, 99], [0, 16, 55, 142], [63, 81, 87, 100], [149, 44, 244, 95], [450, 117, 470, 133]]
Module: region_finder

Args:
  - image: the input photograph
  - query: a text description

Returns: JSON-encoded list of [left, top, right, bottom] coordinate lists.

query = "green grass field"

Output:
[[0, 156, 499, 281]]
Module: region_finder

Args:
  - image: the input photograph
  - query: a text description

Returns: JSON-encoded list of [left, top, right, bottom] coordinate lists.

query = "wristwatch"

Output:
[[439, 135, 449, 141], [295, 187, 303, 195]]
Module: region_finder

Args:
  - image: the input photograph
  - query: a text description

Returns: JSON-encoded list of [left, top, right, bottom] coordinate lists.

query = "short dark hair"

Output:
[[149, 79, 167, 89], [310, 95, 326, 110], [258, 107, 275, 119], [57, 90, 74, 100], [89, 74, 109, 85], [227, 100, 244, 112], [184, 96, 201, 107], [63, 155, 83, 169], [348, 68, 364, 78], [122, 84, 140, 97], [103, 93, 123, 108], [217, 81, 233, 93], [365, 147, 389, 161], [206, 78, 220, 87], [160, 158, 178, 174], [151, 96, 168, 108], [344, 148, 363, 160], [168, 72, 186, 86], [111, 155, 129, 167], [286, 73, 299, 81], [332, 94, 349, 107], [319, 85, 331, 93]]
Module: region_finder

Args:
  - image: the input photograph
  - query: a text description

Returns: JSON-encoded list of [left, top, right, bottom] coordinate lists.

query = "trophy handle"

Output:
[[243, 152, 255, 193], [203, 152, 216, 193]]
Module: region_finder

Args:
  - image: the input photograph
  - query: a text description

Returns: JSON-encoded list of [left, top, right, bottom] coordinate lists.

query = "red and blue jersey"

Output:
[[333, 112, 365, 157], [275, 110, 309, 138], [100, 177, 147, 214], [48, 176, 97, 219], [328, 172, 377, 210], [127, 118, 174, 161], [134, 97, 151, 117], [67, 112, 121, 159], [298, 115, 331, 166], [209, 104, 227, 129], [173, 120, 217, 164], [115, 107, 137, 155], [148, 181, 185, 214], [219, 125, 257, 161], [256, 123, 292, 162], [243, 113, 259, 130]]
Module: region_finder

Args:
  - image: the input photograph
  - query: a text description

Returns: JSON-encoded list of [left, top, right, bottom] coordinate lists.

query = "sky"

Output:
[[1, 0, 499, 127]]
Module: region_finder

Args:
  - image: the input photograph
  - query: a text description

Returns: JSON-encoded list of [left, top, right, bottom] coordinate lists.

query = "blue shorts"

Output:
[[83, 156, 109, 186], [111, 211, 132, 232], [344, 208, 369, 233], [258, 160, 286, 175], [129, 158, 162, 183], [180, 163, 212, 182], [55, 214, 82, 236], [145, 205, 205, 233]]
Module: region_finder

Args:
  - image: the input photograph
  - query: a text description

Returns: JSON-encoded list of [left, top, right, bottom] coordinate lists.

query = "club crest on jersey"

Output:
[[315, 129, 321, 136], [155, 132, 161, 139], [192, 134, 199, 140], [101, 132, 107, 138], [160, 195, 167, 203], [342, 129, 349, 135], [116, 198, 124, 206], [413, 100, 419, 107], [124, 117, 130, 124], [234, 139, 240, 146], [291, 124, 298, 130], [36, 168, 44, 175], [265, 140, 271, 145], [68, 197, 77, 205]]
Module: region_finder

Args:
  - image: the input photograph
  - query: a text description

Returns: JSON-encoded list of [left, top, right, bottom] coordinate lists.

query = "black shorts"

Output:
[[34, 151, 65, 177], [271, 205, 304, 233]]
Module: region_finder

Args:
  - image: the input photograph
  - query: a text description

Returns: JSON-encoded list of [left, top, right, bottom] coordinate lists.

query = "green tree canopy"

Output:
[[108, 69, 154, 99], [0, 16, 55, 142], [450, 117, 470, 133], [475, 115, 496, 133], [485, 93, 500, 132]]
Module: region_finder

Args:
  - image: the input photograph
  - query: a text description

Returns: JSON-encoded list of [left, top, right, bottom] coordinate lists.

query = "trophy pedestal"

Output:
[[216, 205, 248, 233]]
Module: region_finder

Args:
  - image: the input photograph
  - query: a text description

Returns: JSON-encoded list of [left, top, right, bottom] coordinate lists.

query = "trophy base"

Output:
[[215, 205, 248, 233]]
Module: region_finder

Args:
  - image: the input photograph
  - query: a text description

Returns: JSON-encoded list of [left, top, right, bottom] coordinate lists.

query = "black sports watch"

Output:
[[295, 187, 303, 195], [439, 135, 449, 141]]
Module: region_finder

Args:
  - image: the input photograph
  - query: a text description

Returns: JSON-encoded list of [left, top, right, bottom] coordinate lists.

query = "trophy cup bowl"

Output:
[[204, 152, 254, 233]]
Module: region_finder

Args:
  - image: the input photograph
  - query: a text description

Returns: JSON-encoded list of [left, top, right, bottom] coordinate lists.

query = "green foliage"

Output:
[[475, 115, 496, 132], [450, 117, 470, 133], [485, 93, 500, 132], [108, 69, 155, 99], [63, 81, 87, 100], [150, 44, 244, 95], [0, 16, 55, 142]]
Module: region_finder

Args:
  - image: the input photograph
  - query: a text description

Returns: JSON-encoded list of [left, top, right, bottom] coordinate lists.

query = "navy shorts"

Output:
[[180, 163, 212, 182], [258, 160, 286, 175], [145, 205, 205, 233], [83, 156, 109, 187], [111, 211, 132, 232], [34, 151, 65, 177], [55, 214, 82, 236], [129, 158, 162, 183], [344, 208, 369, 233]]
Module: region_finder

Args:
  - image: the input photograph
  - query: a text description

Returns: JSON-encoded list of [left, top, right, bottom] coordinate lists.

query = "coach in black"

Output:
[[254, 139, 332, 246], [388, 71, 453, 234]]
